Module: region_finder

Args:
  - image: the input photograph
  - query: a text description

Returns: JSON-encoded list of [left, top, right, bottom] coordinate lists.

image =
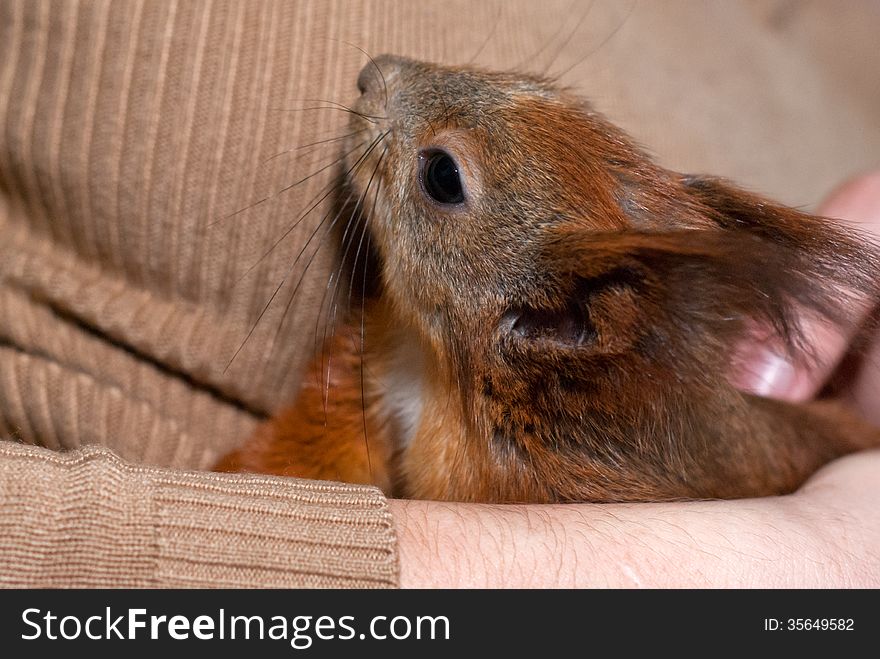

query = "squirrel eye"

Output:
[[420, 150, 465, 205]]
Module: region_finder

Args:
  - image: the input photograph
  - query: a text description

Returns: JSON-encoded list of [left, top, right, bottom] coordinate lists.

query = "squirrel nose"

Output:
[[357, 54, 405, 95]]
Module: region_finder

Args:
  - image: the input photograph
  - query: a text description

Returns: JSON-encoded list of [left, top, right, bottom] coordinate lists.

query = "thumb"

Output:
[[733, 171, 880, 402]]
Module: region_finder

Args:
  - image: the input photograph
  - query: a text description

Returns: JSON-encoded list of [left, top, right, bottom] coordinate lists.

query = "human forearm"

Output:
[[390, 451, 880, 588]]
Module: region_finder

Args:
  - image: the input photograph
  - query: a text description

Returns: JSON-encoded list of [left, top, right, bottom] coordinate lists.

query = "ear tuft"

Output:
[[681, 175, 880, 299]]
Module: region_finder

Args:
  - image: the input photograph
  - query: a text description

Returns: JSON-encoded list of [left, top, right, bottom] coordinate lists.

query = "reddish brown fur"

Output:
[[215, 325, 394, 492], [216, 56, 880, 503]]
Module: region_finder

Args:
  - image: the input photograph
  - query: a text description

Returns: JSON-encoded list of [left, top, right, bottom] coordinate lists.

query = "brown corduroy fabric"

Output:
[[1, 0, 879, 588]]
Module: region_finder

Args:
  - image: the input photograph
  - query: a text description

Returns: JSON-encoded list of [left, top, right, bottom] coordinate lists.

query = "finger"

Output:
[[733, 171, 880, 401], [835, 173, 880, 424]]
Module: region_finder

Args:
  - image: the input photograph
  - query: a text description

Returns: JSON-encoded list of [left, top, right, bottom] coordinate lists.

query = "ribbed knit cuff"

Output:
[[0, 442, 398, 588]]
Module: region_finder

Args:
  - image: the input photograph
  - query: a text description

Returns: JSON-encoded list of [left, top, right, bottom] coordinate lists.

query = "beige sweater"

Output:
[[1, 0, 879, 587]]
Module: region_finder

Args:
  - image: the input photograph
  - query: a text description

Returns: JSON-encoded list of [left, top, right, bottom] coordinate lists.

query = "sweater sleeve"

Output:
[[0, 442, 398, 588]]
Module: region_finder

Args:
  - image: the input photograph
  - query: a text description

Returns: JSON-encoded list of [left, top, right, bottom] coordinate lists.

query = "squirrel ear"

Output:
[[504, 177, 879, 367], [679, 175, 880, 328], [680, 175, 874, 276], [544, 208, 879, 367], [500, 270, 640, 355]]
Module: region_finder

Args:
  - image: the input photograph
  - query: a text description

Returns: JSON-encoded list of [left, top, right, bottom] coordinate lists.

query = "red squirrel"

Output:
[[215, 55, 880, 503]]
